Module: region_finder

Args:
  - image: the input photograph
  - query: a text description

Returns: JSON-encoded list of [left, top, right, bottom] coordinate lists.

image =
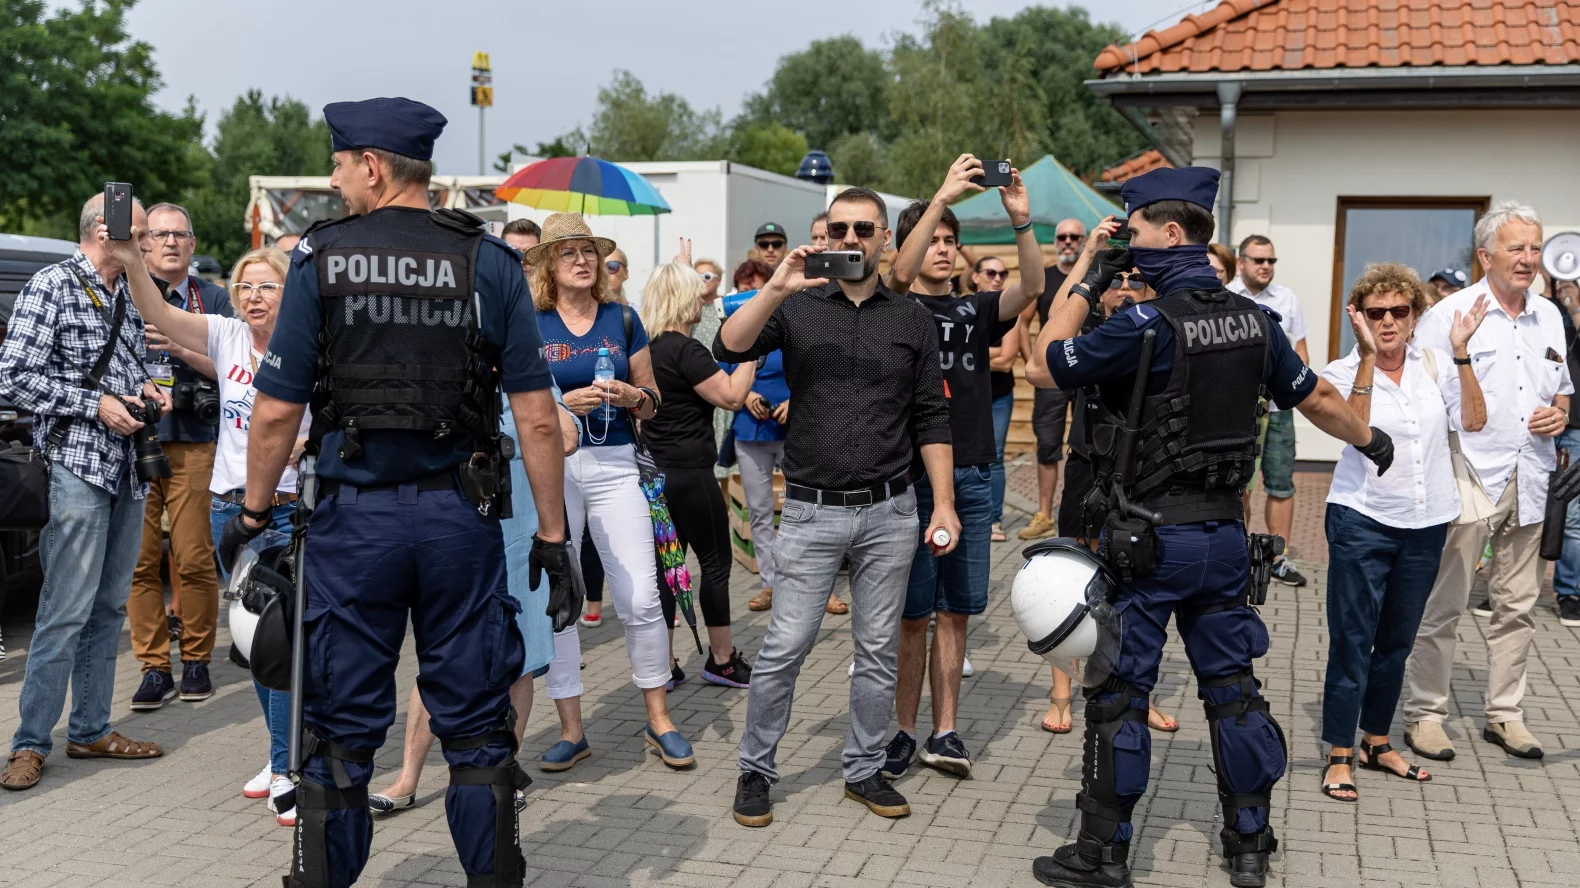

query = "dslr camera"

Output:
[[124, 398, 172, 482], [170, 379, 220, 425]]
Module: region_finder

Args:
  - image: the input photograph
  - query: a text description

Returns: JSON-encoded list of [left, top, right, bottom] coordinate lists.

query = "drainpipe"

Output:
[[1217, 81, 1242, 243]]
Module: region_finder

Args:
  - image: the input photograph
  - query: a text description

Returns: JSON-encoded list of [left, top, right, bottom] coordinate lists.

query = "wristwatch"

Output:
[[1453, 355, 1473, 366]]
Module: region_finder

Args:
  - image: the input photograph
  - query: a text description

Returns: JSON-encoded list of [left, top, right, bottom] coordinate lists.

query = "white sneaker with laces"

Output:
[[269, 776, 298, 827], [962, 656, 974, 678], [243, 765, 272, 799]]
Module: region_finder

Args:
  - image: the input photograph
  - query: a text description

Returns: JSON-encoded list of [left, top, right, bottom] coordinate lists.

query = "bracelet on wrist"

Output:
[[240, 503, 271, 524], [1012, 219, 1033, 233], [1453, 355, 1472, 366], [1350, 385, 1374, 396]]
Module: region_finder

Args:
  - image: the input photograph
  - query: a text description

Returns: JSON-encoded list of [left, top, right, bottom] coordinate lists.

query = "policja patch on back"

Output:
[[1179, 309, 1265, 354], [317, 248, 468, 298]]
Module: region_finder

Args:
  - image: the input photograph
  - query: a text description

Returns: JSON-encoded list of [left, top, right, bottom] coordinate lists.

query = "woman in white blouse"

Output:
[[1317, 264, 1487, 802]]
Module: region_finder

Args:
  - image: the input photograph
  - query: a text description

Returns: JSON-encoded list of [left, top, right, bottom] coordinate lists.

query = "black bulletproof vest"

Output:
[[307, 209, 495, 462], [1091, 288, 1268, 522]]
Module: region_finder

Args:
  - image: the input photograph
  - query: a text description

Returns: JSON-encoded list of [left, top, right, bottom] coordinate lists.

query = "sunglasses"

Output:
[[605, 260, 625, 273], [1363, 305, 1412, 321], [1054, 233, 1084, 242], [1107, 274, 1143, 290], [826, 221, 880, 239], [979, 269, 1008, 279], [1244, 256, 1278, 266], [756, 239, 786, 250], [699, 271, 718, 283]]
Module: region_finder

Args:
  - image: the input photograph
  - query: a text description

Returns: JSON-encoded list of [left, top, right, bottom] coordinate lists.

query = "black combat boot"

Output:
[[1222, 827, 1277, 888], [1031, 837, 1132, 888]]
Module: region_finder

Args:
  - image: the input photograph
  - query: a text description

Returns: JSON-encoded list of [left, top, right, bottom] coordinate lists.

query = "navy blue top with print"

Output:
[[536, 302, 650, 448], [252, 218, 553, 486]]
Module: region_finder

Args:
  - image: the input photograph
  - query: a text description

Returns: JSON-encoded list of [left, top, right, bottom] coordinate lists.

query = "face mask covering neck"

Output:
[[1129, 244, 1223, 297]]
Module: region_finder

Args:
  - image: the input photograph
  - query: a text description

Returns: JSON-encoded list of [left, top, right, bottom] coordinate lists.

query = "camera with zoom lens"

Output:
[[124, 398, 171, 482], [170, 379, 220, 425]]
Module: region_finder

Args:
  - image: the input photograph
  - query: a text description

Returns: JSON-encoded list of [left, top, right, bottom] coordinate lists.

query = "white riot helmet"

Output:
[[224, 531, 291, 662], [1010, 538, 1122, 682]]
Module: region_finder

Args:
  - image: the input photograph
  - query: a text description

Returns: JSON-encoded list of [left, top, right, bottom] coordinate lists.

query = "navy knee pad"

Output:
[[443, 722, 531, 887], [1199, 669, 1285, 857], [1075, 680, 1152, 849], [284, 779, 370, 888]]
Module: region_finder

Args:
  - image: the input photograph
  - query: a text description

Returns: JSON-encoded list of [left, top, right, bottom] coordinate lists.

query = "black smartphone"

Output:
[[1109, 217, 1132, 247], [104, 182, 134, 241], [972, 160, 1013, 188], [805, 250, 866, 281]]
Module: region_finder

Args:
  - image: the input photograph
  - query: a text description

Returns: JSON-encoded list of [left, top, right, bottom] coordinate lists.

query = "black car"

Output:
[[1, 234, 77, 612]]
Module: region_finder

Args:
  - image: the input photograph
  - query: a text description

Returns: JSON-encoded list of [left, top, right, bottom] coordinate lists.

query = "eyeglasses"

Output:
[[1363, 305, 1412, 321], [1054, 233, 1084, 242], [1244, 256, 1278, 266], [699, 271, 718, 283], [755, 239, 786, 251], [234, 282, 283, 296], [558, 246, 600, 265], [979, 269, 1008, 280], [825, 221, 880, 240], [150, 229, 194, 242], [605, 259, 625, 273]]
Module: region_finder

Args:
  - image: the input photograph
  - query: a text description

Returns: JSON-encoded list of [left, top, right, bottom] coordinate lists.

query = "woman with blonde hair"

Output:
[[528, 213, 694, 771], [640, 261, 758, 686], [114, 245, 308, 827]]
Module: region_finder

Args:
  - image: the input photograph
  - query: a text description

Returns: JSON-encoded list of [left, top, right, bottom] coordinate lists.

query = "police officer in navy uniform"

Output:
[[1025, 167, 1394, 888], [218, 97, 579, 888]]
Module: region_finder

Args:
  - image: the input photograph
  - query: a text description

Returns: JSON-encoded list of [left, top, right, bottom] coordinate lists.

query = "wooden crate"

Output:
[[730, 529, 758, 574], [725, 469, 783, 575]]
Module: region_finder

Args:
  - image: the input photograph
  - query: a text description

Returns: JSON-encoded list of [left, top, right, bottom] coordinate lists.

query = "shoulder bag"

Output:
[[1422, 347, 1497, 526]]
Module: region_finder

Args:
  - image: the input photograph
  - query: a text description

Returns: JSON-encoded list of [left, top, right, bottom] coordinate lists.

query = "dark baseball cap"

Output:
[[754, 223, 786, 241], [1428, 267, 1468, 288]]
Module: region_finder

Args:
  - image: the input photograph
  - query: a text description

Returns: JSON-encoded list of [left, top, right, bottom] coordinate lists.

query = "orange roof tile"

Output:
[[1100, 149, 1174, 183], [1094, 0, 1580, 75]]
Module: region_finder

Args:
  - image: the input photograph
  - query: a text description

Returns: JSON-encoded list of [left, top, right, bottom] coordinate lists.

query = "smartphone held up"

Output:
[[804, 250, 866, 281], [971, 160, 1013, 188], [104, 182, 134, 241]]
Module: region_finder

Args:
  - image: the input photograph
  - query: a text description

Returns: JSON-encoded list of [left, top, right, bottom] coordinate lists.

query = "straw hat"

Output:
[[523, 213, 617, 265]]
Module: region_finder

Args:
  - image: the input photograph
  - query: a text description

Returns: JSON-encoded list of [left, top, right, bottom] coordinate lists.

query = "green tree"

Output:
[[0, 0, 203, 237], [827, 131, 889, 191], [882, 1, 991, 198], [740, 36, 892, 152], [183, 90, 332, 266], [578, 70, 727, 162], [493, 136, 580, 173], [730, 122, 808, 176]]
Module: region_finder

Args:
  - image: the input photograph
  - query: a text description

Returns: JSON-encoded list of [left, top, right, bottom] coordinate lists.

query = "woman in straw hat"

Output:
[[526, 213, 694, 771]]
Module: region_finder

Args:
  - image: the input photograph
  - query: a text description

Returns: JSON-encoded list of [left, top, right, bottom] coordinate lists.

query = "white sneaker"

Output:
[[269, 776, 297, 827], [962, 656, 974, 678], [848, 661, 855, 677], [243, 765, 272, 799]]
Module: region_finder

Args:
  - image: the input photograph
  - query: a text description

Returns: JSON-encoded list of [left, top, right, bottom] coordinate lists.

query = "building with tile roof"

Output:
[[1087, 0, 1580, 459]]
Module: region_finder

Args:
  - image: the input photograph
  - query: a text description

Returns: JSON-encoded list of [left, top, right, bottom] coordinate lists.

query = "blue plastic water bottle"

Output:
[[593, 348, 616, 422]]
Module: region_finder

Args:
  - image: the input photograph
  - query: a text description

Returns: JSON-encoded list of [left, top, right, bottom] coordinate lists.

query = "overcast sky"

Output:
[[78, 0, 1212, 175]]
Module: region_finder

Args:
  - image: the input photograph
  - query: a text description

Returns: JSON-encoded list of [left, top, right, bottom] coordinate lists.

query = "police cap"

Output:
[[323, 97, 447, 161], [1122, 166, 1220, 214]]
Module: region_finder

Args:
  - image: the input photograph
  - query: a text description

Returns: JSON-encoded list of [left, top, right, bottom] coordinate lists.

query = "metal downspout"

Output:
[[1217, 82, 1242, 242]]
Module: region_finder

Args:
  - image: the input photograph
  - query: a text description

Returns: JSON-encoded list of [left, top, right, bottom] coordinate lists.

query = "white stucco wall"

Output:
[[1193, 108, 1580, 460]]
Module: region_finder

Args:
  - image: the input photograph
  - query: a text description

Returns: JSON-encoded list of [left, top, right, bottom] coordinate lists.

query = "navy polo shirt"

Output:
[[254, 226, 554, 485]]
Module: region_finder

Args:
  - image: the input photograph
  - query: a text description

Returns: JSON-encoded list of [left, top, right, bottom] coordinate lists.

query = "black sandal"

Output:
[[1320, 754, 1358, 802], [1359, 741, 1431, 782]]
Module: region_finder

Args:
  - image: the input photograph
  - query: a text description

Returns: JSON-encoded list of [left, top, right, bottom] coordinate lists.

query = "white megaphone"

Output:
[[1543, 231, 1580, 282]]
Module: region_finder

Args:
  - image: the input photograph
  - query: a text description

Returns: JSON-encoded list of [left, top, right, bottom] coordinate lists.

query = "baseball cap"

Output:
[[1428, 267, 1468, 288], [754, 223, 786, 242]]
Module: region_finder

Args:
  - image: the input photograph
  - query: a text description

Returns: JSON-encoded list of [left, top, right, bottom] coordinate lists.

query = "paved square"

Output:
[[1, 463, 1576, 887]]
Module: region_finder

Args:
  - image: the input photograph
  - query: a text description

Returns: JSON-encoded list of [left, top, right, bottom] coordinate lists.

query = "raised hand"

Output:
[[767, 244, 828, 294], [1448, 293, 1490, 352], [1346, 305, 1377, 358], [936, 153, 987, 205], [999, 166, 1031, 227]]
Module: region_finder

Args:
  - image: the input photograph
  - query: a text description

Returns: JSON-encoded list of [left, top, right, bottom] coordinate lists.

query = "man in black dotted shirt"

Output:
[[715, 186, 958, 828]]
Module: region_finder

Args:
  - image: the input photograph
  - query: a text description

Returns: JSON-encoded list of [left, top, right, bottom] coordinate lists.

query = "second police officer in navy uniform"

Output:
[[218, 98, 580, 888], [1026, 167, 1394, 888]]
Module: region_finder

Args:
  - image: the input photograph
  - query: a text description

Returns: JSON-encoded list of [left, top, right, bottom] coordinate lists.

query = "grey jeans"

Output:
[[737, 487, 918, 783], [736, 440, 785, 589]]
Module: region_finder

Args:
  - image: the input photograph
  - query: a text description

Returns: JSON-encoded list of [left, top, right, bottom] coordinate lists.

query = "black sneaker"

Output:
[[1270, 558, 1306, 587], [166, 613, 182, 641], [701, 648, 752, 688], [1559, 596, 1580, 627], [179, 661, 213, 702], [1032, 842, 1132, 888], [918, 732, 972, 778], [665, 659, 685, 692], [131, 670, 176, 711], [732, 772, 773, 827], [879, 732, 916, 778], [1471, 598, 1494, 617], [843, 773, 910, 818]]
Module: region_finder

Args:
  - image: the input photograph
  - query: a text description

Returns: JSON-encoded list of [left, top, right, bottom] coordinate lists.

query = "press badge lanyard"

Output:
[[147, 277, 205, 386], [69, 269, 148, 367]]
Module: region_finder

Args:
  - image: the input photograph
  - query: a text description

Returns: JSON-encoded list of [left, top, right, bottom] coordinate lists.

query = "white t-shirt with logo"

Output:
[[207, 316, 310, 495]]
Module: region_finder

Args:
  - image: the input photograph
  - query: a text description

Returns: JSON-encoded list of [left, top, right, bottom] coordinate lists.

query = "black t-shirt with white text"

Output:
[[910, 290, 1016, 467]]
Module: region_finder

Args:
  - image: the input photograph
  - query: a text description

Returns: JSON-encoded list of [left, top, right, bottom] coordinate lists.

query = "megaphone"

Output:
[[722, 288, 759, 318], [1543, 231, 1580, 282]]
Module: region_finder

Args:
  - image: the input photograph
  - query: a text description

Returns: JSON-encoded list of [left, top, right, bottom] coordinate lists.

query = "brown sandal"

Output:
[[748, 588, 773, 611], [0, 750, 44, 791], [65, 731, 164, 760], [1041, 696, 1073, 734], [825, 595, 849, 615]]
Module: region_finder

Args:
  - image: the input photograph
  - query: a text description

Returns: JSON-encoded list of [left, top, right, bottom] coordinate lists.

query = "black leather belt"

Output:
[[216, 489, 298, 507], [318, 470, 457, 499], [784, 476, 909, 507]]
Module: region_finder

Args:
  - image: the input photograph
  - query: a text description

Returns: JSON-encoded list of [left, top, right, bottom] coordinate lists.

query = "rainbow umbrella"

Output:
[[494, 156, 672, 216]]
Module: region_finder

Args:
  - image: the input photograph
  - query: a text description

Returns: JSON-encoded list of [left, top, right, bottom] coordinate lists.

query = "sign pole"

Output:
[[470, 51, 494, 175]]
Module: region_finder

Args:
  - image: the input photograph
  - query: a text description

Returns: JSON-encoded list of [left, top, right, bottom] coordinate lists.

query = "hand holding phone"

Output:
[[803, 250, 866, 281], [104, 182, 134, 241], [971, 160, 1013, 188]]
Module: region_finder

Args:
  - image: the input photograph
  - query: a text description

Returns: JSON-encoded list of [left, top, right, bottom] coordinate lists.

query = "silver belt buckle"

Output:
[[844, 488, 874, 507]]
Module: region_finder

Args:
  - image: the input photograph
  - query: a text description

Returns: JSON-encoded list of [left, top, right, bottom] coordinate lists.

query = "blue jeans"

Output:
[[12, 467, 145, 757], [1553, 429, 1580, 600], [904, 467, 994, 619], [989, 392, 1013, 524], [212, 497, 296, 774], [1321, 504, 1447, 747]]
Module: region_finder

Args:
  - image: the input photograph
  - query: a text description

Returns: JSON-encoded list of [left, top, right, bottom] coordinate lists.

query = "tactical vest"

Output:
[[1091, 288, 1269, 524], [306, 208, 498, 462]]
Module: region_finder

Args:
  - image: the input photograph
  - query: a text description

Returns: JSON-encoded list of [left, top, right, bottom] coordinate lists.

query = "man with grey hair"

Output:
[[1404, 200, 1566, 761], [0, 192, 170, 791], [126, 202, 233, 710]]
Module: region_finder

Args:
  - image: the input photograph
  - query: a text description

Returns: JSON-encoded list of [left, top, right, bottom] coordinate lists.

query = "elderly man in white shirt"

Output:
[[1230, 235, 1311, 587], [1404, 201, 1568, 761]]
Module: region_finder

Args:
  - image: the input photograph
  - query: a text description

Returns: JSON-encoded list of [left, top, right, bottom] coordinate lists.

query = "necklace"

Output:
[[1376, 356, 1405, 372]]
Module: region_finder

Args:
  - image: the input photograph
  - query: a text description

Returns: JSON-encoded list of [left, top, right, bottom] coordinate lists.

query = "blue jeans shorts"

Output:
[[904, 466, 993, 620]]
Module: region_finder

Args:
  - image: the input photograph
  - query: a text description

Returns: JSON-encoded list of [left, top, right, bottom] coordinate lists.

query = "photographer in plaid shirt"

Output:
[[0, 193, 171, 792]]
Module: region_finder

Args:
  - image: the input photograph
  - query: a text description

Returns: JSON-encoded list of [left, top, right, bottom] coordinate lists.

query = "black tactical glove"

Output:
[[1551, 460, 1580, 504], [218, 511, 266, 574], [1078, 246, 1134, 299], [1358, 426, 1394, 476], [531, 534, 585, 633]]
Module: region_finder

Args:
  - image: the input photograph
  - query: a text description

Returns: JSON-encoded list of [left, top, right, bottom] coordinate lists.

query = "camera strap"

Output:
[[49, 279, 129, 452]]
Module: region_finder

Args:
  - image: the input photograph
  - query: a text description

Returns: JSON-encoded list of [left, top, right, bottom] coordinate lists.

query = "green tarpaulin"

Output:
[[953, 155, 1120, 246]]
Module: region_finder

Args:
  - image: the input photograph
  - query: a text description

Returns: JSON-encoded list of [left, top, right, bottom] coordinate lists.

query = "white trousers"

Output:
[[544, 445, 668, 698]]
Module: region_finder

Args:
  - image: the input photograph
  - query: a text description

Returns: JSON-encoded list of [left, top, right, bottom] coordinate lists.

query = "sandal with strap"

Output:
[[1359, 741, 1431, 782], [1, 751, 45, 791], [66, 731, 164, 760], [1041, 696, 1073, 734], [1320, 754, 1358, 802]]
